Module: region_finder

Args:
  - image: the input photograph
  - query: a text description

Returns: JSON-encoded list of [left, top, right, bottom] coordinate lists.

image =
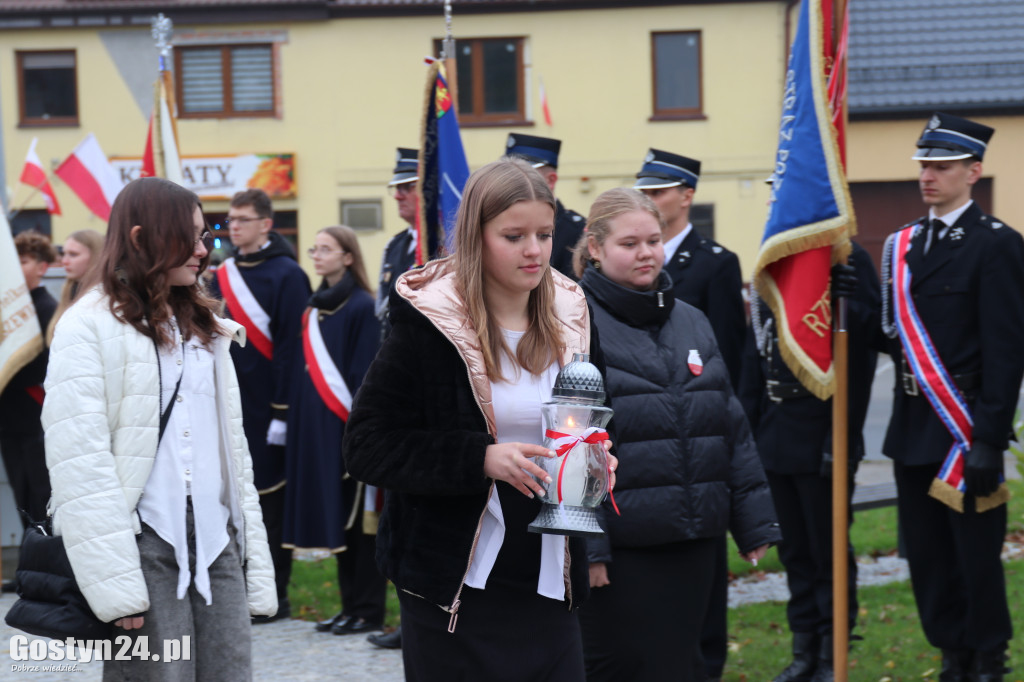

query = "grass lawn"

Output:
[[286, 468, 1024, 677]]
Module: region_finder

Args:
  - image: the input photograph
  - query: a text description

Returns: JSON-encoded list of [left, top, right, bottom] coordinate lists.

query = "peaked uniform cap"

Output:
[[504, 133, 561, 168], [912, 113, 993, 161], [389, 147, 419, 186], [634, 148, 701, 190]]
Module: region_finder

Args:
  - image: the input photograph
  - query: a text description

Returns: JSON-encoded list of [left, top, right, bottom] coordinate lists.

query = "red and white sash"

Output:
[[889, 227, 1004, 512], [216, 258, 273, 359], [301, 308, 353, 421]]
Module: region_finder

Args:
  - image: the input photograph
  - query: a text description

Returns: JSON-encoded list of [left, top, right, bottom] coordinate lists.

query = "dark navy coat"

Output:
[[283, 276, 380, 550], [662, 228, 747, 390], [208, 232, 311, 490], [739, 241, 881, 475], [550, 199, 586, 280], [880, 204, 1024, 465]]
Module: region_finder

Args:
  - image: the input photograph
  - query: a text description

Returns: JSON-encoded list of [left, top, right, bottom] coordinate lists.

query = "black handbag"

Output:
[[5, 344, 183, 640], [4, 516, 113, 640]]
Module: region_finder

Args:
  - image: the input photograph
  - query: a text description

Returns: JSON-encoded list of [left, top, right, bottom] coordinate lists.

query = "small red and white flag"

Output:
[[142, 71, 183, 184], [54, 134, 123, 221], [539, 76, 553, 127], [687, 349, 703, 376], [19, 138, 61, 215]]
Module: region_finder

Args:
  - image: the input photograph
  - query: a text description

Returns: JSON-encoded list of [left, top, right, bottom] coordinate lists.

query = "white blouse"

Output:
[[138, 319, 231, 605], [465, 329, 566, 600]]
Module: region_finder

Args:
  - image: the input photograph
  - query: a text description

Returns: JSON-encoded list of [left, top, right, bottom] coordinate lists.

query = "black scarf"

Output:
[[308, 270, 357, 311], [579, 264, 676, 328]]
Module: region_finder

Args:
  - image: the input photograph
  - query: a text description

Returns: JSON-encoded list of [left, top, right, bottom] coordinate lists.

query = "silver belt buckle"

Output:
[[766, 379, 783, 403], [901, 358, 920, 396]]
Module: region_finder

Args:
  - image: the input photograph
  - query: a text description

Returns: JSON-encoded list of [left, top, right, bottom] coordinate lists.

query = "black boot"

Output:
[[938, 649, 971, 682], [971, 648, 1010, 682], [773, 632, 818, 682], [809, 634, 833, 682]]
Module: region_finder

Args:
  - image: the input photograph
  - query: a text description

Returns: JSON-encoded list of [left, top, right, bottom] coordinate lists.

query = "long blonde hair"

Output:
[[319, 226, 373, 294], [453, 158, 561, 381], [572, 188, 665, 278], [48, 229, 104, 342]]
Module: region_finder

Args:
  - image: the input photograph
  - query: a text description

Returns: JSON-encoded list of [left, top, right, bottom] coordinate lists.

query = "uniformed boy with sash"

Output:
[[376, 148, 420, 338], [209, 188, 312, 622], [634, 149, 747, 681], [880, 113, 1024, 681], [503, 133, 585, 280]]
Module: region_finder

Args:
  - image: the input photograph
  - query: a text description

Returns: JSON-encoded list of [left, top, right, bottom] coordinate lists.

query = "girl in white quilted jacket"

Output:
[[42, 177, 277, 681]]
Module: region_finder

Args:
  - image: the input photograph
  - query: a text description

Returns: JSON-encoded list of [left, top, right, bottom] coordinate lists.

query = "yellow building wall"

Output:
[[848, 117, 1024, 228], [3, 2, 794, 282]]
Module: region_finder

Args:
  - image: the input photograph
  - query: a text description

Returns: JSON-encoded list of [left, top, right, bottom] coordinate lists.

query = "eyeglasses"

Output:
[[195, 230, 214, 249], [226, 216, 265, 225], [307, 246, 346, 257], [389, 184, 415, 197]]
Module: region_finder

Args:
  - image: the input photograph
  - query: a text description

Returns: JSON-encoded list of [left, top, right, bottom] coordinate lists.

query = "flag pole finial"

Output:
[[151, 13, 174, 70], [441, 0, 455, 60]]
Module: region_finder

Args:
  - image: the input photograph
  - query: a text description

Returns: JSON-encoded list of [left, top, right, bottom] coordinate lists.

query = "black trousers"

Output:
[[893, 461, 1011, 653], [259, 485, 293, 600], [579, 538, 717, 682], [0, 432, 50, 528], [399, 585, 584, 682], [699, 534, 729, 678], [337, 505, 387, 624], [766, 471, 858, 636]]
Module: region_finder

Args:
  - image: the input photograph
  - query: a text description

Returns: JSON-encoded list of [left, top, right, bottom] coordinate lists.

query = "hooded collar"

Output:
[[233, 230, 296, 265], [579, 264, 675, 328]]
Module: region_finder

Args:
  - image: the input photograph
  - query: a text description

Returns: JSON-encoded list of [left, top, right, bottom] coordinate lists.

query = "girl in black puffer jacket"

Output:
[[574, 188, 781, 682]]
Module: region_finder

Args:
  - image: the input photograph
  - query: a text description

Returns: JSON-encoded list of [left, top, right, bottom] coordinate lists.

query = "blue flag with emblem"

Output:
[[752, 0, 854, 401], [416, 61, 470, 264]]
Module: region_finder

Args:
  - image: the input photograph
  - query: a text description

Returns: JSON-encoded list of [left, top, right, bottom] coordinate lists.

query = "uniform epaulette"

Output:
[[978, 214, 1008, 230], [698, 238, 730, 256]]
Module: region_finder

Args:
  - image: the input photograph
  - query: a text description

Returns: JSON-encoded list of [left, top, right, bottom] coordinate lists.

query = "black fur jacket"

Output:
[[343, 259, 602, 618]]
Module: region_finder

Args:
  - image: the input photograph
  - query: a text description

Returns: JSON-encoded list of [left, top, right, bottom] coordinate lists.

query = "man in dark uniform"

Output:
[[634, 148, 748, 682], [739, 243, 880, 682], [504, 133, 585, 279], [365, 148, 421, 651], [0, 232, 57, 530], [376, 148, 420, 337], [879, 113, 1024, 681], [208, 188, 311, 622]]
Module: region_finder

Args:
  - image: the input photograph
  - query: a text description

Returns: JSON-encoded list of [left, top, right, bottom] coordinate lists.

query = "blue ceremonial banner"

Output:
[[417, 61, 470, 264], [753, 0, 854, 400]]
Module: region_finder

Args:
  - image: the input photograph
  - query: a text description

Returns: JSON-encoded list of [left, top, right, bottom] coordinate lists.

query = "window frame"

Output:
[[650, 30, 706, 122], [174, 43, 276, 120], [438, 36, 528, 127], [340, 199, 384, 232], [17, 49, 79, 127]]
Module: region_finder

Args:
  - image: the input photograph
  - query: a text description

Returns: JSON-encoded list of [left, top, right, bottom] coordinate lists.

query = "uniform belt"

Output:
[[766, 379, 812, 403], [899, 357, 980, 397]]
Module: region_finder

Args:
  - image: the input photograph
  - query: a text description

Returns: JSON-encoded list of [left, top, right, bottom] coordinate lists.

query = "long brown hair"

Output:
[[319, 226, 373, 294], [453, 158, 561, 381], [99, 177, 221, 348], [48, 229, 104, 343], [572, 187, 665, 278]]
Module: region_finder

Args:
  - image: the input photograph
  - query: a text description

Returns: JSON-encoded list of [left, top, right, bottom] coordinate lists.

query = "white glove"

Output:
[[267, 418, 287, 446]]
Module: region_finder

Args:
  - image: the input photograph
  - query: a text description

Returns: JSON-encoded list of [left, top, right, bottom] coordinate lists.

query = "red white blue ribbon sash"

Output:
[[216, 258, 273, 359], [890, 227, 972, 499], [302, 308, 353, 421], [544, 427, 618, 515]]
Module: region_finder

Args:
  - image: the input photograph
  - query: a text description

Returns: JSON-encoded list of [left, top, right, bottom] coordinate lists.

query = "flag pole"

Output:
[[441, 0, 458, 111], [5, 185, 43, 221], [830, 0, 850, 677]]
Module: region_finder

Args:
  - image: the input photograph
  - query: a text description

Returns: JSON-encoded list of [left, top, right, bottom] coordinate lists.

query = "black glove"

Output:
[[830, 262, 858, 301], [964, 441, 1002, 497]]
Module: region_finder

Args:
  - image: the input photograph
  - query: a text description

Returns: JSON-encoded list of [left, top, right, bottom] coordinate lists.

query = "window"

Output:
[[341, 200, 383, 232], [10, 209, 52, 239], [651, 31, 704, 120], [692, 204, 715, 240], [175, 44, 275, 118], [17, 51, 78, 126], [437, 37, 526, 126]]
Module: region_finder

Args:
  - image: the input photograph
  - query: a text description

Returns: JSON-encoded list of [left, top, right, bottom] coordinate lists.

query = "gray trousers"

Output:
[[103, 503, 252, 682]]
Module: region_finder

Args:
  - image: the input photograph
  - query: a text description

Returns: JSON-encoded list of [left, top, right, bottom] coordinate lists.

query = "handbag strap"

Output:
[[153, 333, 185, 444]]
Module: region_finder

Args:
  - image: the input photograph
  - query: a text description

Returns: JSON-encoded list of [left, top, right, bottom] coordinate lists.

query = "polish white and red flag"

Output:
[[54, 134, 123, 221], [539, 77, 553, 127], [19, 138, 61, 215]]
